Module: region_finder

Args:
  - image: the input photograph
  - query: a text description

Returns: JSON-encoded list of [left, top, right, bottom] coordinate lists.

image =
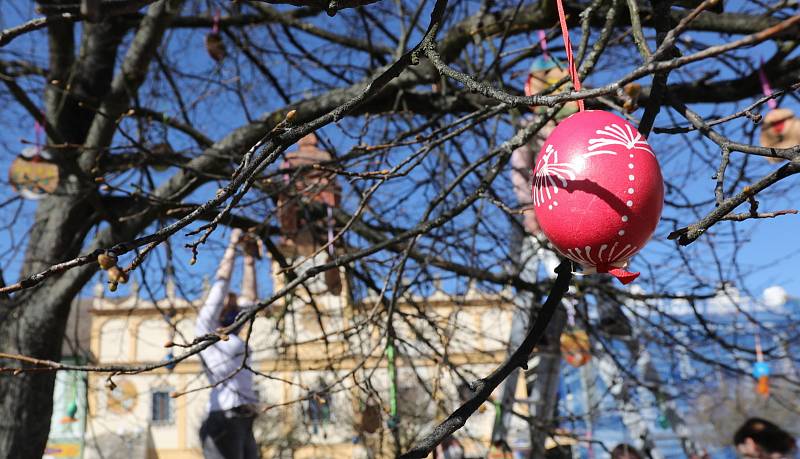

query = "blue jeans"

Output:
[[200, 408, 259, 459]]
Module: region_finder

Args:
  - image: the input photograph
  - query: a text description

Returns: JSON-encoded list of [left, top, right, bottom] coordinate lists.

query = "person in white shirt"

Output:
[[197, 228, 260, 459]]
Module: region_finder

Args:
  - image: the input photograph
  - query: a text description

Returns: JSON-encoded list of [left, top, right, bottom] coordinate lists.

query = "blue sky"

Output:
[[0, 1, 797, 304]]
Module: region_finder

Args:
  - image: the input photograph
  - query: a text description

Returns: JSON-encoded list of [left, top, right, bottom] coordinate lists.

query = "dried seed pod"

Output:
[[108, 266, 128, 284], [97, 252, 117, 270], [205, 32, 227, 62]]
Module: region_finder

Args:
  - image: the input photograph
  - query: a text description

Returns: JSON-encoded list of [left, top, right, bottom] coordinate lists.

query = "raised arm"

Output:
[[196, 229, 241, 335], [240, 239, 258, 304]]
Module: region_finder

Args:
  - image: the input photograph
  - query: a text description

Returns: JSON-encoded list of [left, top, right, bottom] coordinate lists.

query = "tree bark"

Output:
[[0, 186, 97, 456]]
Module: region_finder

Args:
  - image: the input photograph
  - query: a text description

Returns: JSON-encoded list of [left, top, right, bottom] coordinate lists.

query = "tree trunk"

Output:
[[0, 191, 97, 456]]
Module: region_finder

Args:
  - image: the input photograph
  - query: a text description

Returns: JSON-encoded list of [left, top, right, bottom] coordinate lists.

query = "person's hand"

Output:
[[229, 228, 243, 247], [240, 233, 261, 258]]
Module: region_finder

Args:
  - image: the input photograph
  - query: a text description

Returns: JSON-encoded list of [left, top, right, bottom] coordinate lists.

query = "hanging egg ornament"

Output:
[[752, 361, 771, 379], [353, 398, 382, 434], [60, 400, 79, 424], [205, 32, 227, 62], [657, 413, 670, 429], [756, 376, 770, 396], [752, 361, 771, 396], [760, 108, 800, 163], [524, 56, 579, 120], [532, 110, 664, 284]]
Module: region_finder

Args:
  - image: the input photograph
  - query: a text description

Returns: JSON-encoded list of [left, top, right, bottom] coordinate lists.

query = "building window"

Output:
[[151, 389, 173, 425]]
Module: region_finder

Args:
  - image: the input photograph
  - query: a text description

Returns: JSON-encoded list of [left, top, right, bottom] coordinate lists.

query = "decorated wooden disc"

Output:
[[524, 56, 579, 119], [9, 148, 59, 200]]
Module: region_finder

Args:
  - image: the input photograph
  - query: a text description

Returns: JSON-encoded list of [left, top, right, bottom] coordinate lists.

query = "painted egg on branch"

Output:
[[532, 110, 664, 284]]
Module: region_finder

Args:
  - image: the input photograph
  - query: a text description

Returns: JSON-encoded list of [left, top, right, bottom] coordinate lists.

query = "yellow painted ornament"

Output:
[[560, 329, 591, 368], [9, 147, 58, 200]]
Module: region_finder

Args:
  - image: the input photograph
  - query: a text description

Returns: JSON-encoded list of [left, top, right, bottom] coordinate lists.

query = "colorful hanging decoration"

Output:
[[560, 330, 591, 367], [60, 400, 79, 424], [106, 379, 138, 414], [760, 109, 799, 158], [524, 31, 579, 120], [753, 333, 770, 397], [205, 10, 226, 62], [385, 337, 399, 431], [758, 61, 799, 162], [531, 2, 663, 285], [656, 413, 670, 429], [531, 110, 663, 284], [654, 393, 670, 429], [560, 300, 591, 367], [9, 118, 58, 199], [164, 351, 177, 371], [487, 440, 514, 459], [353, 395, 382, 434]]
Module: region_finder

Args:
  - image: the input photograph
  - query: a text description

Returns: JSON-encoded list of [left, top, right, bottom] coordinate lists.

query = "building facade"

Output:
[[82, 254, 522, 459]]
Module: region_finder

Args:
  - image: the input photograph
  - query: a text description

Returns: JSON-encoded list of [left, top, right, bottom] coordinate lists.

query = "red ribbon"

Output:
[[596, 264, 640, 285], [554, 0, 584, 112]]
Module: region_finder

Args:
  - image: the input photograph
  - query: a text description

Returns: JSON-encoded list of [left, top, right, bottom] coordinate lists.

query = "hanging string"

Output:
[[326, 205, 335, 257], [565, 298, 576, 328], [758, 58, 778, 110], [212, 9, 221, 34], [537, 30, 550, 60], [386, 336, 398, 429], [755, 331, 764, 362], [34, 111, 44, 156], [554, 0, 585, 112], [753, 330, 770, 396], [586, 426, 594, 459]]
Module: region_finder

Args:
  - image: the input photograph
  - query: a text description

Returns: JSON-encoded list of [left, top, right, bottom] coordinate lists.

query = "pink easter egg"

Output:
[[531, 110, 663, 284]]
